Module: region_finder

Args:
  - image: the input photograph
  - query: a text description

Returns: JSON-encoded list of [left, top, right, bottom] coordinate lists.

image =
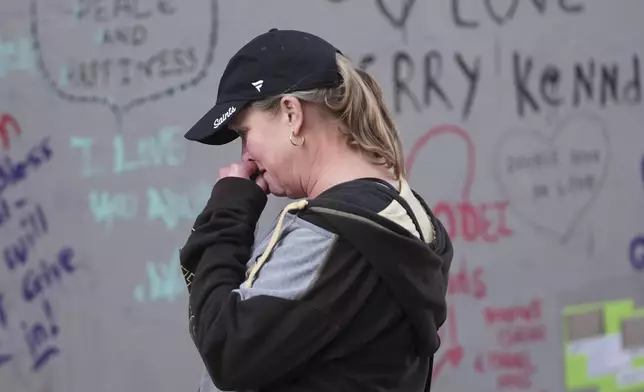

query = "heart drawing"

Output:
[[29, 0, 218, 125], [492, 113, 610, 241], [406, 124, 476, 202], [484, 0, 520, 25], [375, 0, 417, 30]]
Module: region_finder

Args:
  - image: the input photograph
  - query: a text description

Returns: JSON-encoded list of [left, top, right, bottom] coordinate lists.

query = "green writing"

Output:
[[133, 248, 185, 303], [0, 36, 34, 79], [70, 125, 186, 178], [89, 181, 211, 231], [89, 190, 138, 230]]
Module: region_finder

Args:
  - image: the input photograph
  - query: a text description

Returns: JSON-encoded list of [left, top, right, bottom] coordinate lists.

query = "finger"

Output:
[[242, 160, 259, 177], [228, 163, 252, 178], [254, 174, 269, 194]]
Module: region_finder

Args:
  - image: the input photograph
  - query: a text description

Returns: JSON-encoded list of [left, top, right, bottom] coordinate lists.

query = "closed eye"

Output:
[[233, 127, 248, 138]]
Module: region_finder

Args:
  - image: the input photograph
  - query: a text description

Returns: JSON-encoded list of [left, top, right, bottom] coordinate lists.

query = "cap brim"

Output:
[[184, 99, 249, 145]]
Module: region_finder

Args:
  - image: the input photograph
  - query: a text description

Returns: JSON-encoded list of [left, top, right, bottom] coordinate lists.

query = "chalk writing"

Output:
[[22, 247, 77, 302], [451, 0, 584, 29], [514, 53, 641, 118], [393, 51, 481, 120], [22, 299, 60, 372], [485, 299, 543, 325], [434, 305, 465, 380], [30, 0, 218, 121], [631, 237, 644, 271], [476, 298, 546, 390], [447, 259, 486, 300], [0, 198, 9, 228], [3, 200, 48, 271], [433, 261, 488, 380], [0, 137, 53, 196], [497, 325, 546, 347], [2, 236, 74, 373], [493, 113, 609, 240], [69, 125, 185, 178], [89, 190, 138, 229], [0, 113, 22, 152], [478, 351, 536, 390], [382, 48, 640, 120], [133, 248, 185, 303], [0, 123, 76, 374], [407, 125, 513, 243], [72, 0, 177, 21], [0, 36, 35, 79], [1, 201, 73, 374], [375, 0, 417, 30], [0, 292, 11, 367], [629, 156, 644, 271], [89, 181, 211, 230]]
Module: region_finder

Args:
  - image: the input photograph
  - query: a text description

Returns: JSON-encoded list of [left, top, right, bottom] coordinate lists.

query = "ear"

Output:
[[279, 95, 304, 135]]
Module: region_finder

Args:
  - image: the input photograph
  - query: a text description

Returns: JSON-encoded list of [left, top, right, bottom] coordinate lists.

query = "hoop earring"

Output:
[[289, 131, 305, 147]]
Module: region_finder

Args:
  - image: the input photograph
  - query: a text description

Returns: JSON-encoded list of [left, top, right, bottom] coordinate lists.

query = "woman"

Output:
[[180, 28, 453, 392]]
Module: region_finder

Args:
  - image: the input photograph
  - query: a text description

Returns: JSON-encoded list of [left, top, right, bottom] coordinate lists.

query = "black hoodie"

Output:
[[180, 177, 453, 392]]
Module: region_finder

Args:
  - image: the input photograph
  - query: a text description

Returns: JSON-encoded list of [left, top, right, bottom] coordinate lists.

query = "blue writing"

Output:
[[630, 236, 644, 271], [22, 300, 59, 372], [89, 190, 138, 230], [641, 156, 644, 189], [0, 137, 53, 196], [70, 126, 185, 179], [0, 293, 6, 328], [0, 197, 9, 228], [0, 36, 34, 79], [23, 247, 76, 302], [0, 291, 9, 369], [134, 248, 185, 303], [630, 156, 644, 271], [3, 202, 49, 271], [0, 293, 11, 366]]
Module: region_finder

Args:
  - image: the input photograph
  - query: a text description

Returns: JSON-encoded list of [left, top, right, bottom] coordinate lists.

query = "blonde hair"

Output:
[[252, 53, 406, 179]]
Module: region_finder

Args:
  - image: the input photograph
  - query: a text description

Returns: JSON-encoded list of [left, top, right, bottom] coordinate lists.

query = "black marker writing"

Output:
[[451, 0, 585, 29], [73, 0, 177, 22], [393, 50, 481, 120], [30, 0, 219, 120], [514, 52, 641, 117]]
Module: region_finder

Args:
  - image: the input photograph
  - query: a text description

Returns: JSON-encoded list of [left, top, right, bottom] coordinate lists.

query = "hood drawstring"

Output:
[[245, 199, 309, 288]]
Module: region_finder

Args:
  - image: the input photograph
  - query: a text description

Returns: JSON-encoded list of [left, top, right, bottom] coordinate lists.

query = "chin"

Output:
[[266, 183, 286, 197]]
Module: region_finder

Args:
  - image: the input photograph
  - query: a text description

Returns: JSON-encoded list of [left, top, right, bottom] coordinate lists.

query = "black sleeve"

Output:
[[179, 178, 374, 390]]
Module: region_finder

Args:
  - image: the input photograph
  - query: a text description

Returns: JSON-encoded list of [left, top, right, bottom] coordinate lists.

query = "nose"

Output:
[[241, 143, 253, 163]]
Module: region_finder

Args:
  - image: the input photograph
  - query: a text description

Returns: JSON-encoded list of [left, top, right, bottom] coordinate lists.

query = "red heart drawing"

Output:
[[492, 113, 610, 240], [0, 114, 21, 152], [406, 124, 476, 202]]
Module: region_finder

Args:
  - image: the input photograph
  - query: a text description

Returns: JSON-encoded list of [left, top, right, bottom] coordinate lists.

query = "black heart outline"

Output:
[[491, 112, 611, 242], [484, 0, 519, 26], [29, 0, 218, 125], [375, 0, 417, 30]]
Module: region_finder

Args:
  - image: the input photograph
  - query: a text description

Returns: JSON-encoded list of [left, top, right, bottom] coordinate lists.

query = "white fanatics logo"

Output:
[[213, 106, 237, 129]]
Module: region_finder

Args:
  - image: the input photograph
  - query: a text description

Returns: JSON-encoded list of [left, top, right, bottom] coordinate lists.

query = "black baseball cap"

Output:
[[185, 28, 343, 145]]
